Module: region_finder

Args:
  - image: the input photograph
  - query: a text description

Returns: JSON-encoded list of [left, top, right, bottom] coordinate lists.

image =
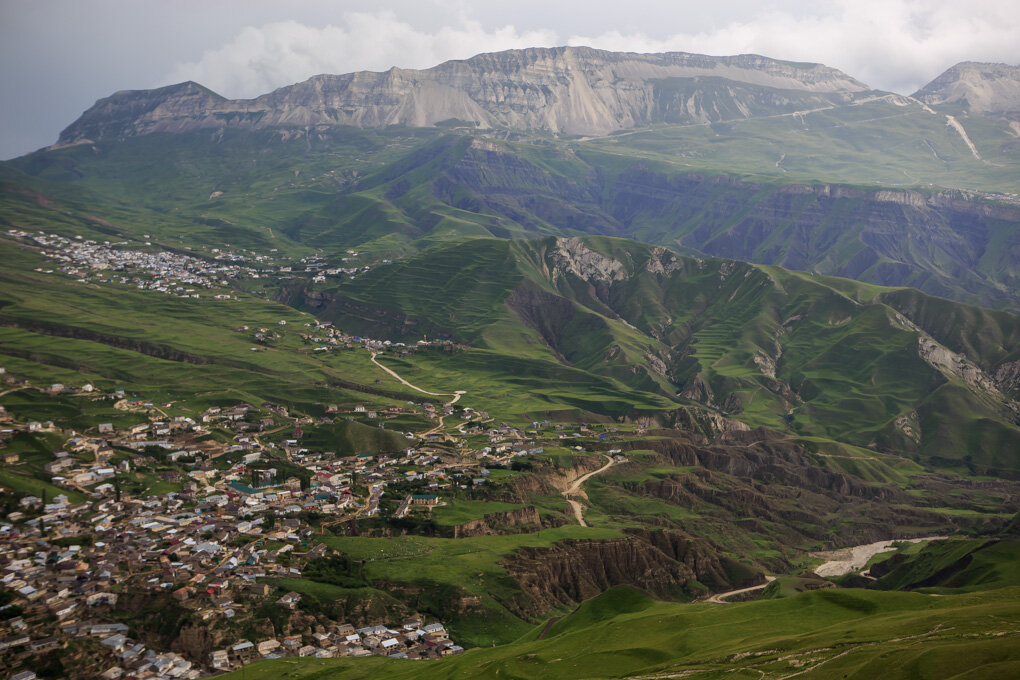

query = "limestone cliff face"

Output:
[[57, 46, 870, 144], [57, 81, 226, 145]]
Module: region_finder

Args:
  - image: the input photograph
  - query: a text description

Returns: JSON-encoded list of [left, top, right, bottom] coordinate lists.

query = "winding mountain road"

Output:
[[369, 351, 466, 438], [704, 576, 777, 604], [562, 454, 616, 527], [369, 351, 465, 406]]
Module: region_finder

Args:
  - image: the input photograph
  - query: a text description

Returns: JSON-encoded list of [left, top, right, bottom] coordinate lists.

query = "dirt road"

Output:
[[370, 352, 446, 396], [369, 352, 465, 407], [562, 454, 616, 527], [704, 576, 776, 603], [369, 351, 466, 439]]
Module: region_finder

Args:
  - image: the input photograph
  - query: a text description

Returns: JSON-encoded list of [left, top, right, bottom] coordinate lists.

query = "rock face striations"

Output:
[[913, 61, 1020, 116], [56, 46, 872, 144]]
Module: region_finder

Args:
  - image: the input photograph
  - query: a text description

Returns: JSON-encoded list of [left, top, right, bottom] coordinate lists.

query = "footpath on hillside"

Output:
[[562, 454, 616, 527], [369, 351, 465, 405]]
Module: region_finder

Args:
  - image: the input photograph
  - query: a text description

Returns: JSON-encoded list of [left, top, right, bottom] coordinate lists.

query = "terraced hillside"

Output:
[[292, 235, 1020, 477]]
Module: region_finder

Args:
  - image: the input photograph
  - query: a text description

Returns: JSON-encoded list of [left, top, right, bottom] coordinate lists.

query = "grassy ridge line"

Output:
[[215, 586, 1020, 680], [575, 97, 1020, 192]]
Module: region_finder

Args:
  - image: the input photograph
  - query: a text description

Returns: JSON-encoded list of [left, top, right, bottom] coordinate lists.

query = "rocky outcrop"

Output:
[[512, 457, 606, 499], [644, 247, 684, 276], [916, 335, 1002, 397], [886, 309, 1010, 403], [502, 530, 760, 617], [680, 373, 715, 405], [551, 237, 627, 283], [175, 622, 237, 662], [451, 506, 543, 538], [753, 344, 781, 379], [634, 429, 895, 500], [994, 361, 1020, 395], [56, 47, 871, 145]]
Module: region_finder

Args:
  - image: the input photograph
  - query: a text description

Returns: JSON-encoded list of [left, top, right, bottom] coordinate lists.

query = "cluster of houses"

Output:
[[0, 331, 633, 680], [9, 228, 410, 302], [9, 230, 270, 297], [2, 616, 196, 680], [0, 473, 460, 678], [0, 370, 546, 678], [209, 619, 462, 671], [291, 318, 456, 355]]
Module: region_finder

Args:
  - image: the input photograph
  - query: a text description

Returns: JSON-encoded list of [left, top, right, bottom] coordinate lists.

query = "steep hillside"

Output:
[[8, 48, 1020, 308], [291, 236, 1020, 476]]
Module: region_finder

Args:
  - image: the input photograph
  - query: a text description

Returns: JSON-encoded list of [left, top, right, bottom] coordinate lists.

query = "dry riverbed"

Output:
[[813, 536, 946, 577]]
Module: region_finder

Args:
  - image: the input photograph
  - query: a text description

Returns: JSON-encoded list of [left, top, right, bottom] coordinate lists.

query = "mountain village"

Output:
[[0, 349, 606, 679]]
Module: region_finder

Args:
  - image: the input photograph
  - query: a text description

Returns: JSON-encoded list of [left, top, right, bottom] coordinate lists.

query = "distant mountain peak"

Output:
[[54, 47, 873, 145], [912, 61, 1020, 114], [55, 80, 226, 148]]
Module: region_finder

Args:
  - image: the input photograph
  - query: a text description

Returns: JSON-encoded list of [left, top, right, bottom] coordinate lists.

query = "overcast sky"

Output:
[[2, 0, 1018, 159]]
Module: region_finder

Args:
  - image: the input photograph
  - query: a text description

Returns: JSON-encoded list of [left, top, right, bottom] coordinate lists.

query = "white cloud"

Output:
[[164, 12, 558, 99], [165, 2, 1020, 98], [567, 0, 1020, 94]]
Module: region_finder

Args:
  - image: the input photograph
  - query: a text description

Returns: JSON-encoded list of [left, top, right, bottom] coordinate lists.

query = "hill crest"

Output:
[[55, 46, 873, 145]]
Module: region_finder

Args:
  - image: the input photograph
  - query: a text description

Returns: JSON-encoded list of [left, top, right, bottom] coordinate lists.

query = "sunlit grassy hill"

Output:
[[293, 235, 1020, 476], [216, 585, 1020, 680]]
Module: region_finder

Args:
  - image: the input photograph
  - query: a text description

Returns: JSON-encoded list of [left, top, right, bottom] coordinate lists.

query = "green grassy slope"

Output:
[[305, 235, 1019, 475], [5, 104, 1018, 308], [581, 97, 1020, 192], [872, 539, 1020, 593], [0, 234, 424, 417], [218, 586, 1020, 680]]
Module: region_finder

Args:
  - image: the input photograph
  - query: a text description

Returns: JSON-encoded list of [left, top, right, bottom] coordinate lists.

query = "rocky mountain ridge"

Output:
[[913, 61, 1020, 115], [56, 46, 873, 144]]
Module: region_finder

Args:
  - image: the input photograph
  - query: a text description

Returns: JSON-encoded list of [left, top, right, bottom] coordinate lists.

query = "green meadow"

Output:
[[218, 586, 1020, 680]]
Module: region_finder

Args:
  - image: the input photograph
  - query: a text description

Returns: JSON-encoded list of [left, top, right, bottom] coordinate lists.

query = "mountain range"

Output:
[[54, 48, 1020, 145], [55, 47, 872, 143], [6, 48, 1012, 310]]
